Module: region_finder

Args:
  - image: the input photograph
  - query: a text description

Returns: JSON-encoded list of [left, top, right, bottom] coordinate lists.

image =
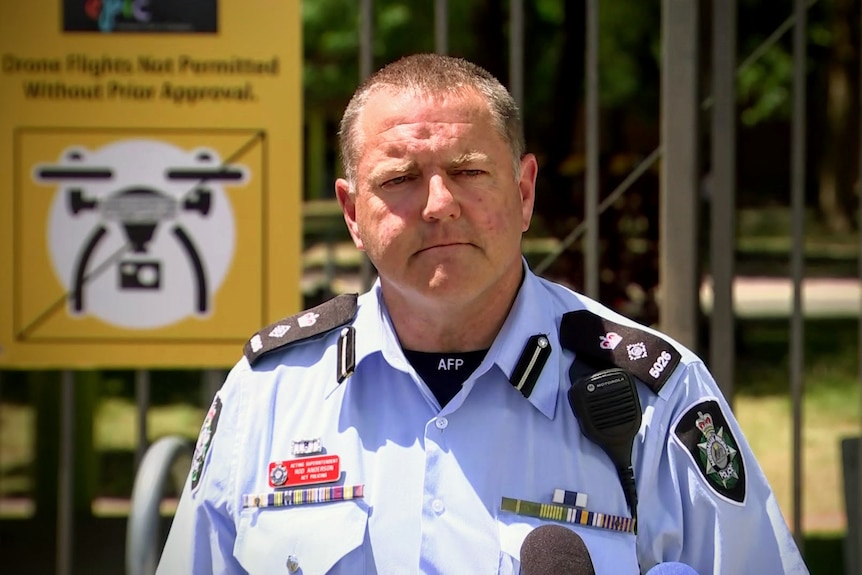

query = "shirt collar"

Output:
[[324, 280, 409, 397], [483, 263, 562, 419], [335, 264, 565, 420]]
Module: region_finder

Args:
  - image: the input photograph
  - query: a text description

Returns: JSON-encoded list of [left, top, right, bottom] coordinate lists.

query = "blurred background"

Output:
[[1, 0, 861, 573]]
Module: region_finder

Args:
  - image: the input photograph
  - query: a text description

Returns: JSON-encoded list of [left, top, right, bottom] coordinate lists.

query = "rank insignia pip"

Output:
[[191, 394, 223, 491], [244, 293, 358, 366], [673, 399, 746, 504]]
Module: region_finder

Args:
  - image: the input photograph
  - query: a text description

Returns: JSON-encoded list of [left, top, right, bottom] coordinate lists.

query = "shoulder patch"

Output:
[[244, 293, 358, 365], [191, 394, 222, 492], [559, 309, 681, 393], [672, 399, 746, 504]]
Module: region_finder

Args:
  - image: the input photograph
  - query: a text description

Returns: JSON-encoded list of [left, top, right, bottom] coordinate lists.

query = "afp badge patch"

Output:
[[673, 399, 746, 504], [191, 394, 222, 491]]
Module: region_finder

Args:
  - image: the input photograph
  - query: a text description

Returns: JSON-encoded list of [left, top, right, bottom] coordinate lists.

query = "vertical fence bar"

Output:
[[584, 0, 599, 299], [359, 0, 375, 291], [509, 0, 524, 112], [710, 0, 737, 402], [56, 370, 74, 575], [660, 0, 700, 348], [857, 0, 862, 567], [359, 0, 373, 81], [790, 0, 806, 549], [135, 370, 150, 469], [202, 369, 224, 405], [435, 0, 448, 55], [0, 368, 6, 500]]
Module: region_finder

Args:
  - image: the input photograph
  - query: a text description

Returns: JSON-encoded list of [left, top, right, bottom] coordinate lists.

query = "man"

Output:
[[158, 54, 807, 574]]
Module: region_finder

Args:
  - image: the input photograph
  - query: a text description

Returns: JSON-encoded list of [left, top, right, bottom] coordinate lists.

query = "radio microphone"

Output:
[[519, 524, 595, 575], [568, 368, 642, 526]]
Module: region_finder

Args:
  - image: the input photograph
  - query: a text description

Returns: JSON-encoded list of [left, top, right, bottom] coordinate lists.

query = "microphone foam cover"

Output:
[[645, 562, 701, 574], [520, 524, 596, 575]]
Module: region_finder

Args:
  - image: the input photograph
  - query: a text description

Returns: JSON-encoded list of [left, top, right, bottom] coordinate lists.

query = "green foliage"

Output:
[[598, 0, 661, 110], [736, 0, 838, 126], [303, 0, 360, 108], [736, 317, 859, 399], [738, 49, 793, 126], [303, 0, 476, 111]]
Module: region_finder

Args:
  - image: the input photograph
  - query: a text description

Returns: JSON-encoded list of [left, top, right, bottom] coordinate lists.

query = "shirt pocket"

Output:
[[497, 515, 639, 575], [236, 500, 369, 574]]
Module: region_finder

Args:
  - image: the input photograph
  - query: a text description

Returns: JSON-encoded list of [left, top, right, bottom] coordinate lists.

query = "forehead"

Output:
[[357, 87, 494, 142], [358, 88, 508, 166]]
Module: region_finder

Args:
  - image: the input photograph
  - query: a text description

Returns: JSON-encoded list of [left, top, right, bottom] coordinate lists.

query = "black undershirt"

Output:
[[402, 349, 489, 407]]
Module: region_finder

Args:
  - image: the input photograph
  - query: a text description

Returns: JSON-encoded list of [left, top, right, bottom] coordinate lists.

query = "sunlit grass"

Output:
[[94, 398, 204, 452], [0, 399, 203, 508], [735, 385, 860, 533]]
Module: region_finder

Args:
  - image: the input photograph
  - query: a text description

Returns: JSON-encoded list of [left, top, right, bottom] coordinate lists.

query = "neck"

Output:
[[381, 268, 524, 352]]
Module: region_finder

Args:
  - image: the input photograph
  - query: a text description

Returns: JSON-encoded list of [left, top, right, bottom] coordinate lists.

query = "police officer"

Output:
[[158, 54, 808, 574]]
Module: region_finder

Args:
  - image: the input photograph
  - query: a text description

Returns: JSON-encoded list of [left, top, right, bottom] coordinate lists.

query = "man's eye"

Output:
[[382, 175, 410, 187], [456, 169, 484, 177]]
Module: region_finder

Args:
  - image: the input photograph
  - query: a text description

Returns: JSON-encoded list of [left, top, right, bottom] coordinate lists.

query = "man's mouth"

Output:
[[419, 242, 467, 251]]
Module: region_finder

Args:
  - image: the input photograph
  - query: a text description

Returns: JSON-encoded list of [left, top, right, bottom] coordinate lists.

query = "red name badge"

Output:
[[268, 455, 341, 488]]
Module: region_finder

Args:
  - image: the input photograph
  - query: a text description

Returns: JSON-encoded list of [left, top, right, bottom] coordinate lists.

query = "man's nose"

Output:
[[422, 174, 460, 221]]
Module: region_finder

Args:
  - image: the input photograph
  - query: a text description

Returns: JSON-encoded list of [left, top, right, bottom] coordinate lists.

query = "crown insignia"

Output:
[[695, 411, 715, 436]]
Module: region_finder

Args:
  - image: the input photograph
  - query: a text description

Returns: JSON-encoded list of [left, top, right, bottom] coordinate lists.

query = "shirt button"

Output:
[[432, 499, 445, 514], [435, 417, 448, 430]]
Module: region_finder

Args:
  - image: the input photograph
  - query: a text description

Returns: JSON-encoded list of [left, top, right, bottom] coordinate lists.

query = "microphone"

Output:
[[519, 524, 595, 575], [644, 562, 700, 574]]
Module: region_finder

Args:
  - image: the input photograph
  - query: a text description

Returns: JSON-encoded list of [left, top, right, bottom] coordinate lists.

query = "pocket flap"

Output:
[[237, 501, 369, 574]]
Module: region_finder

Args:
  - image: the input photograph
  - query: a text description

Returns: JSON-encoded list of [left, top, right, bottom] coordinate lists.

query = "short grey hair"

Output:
[[338, 53, 525, 192]]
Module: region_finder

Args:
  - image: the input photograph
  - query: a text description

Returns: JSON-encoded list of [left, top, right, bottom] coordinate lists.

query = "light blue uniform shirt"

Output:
[[158, 268, 807, 574]]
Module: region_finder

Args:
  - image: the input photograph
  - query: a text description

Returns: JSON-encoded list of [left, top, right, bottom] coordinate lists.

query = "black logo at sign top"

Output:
[[63, 0, 218, 33]]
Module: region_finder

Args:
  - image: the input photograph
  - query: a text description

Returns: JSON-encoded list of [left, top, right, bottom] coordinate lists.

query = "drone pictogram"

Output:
[[33, 139, 247, 329]]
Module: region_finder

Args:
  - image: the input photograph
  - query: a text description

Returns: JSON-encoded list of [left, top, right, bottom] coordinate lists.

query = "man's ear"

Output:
[[518, 154, 538, 232], [335, 178, 365, 251]]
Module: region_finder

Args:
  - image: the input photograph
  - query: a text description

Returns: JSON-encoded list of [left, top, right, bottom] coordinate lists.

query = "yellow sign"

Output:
[[0, 1, 302, 368]]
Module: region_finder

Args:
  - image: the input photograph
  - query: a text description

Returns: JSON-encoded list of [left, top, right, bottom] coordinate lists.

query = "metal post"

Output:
[[126, 436, 193, 575], [509, 0, 524, 111], [135, 370, 150, 469], [790, 0, 806, 550], [435, 0, 448, 55], [56, 370, 74, 575], [359, 0, 373, 81], [584, 0, 599, 299], [858, 0, 862, 566], [660, 0, 700, 348], [710, 0, 737, 402], [202, 369, 224, 405], [0, 370, 3, 502], [359, 0, 375, 291]]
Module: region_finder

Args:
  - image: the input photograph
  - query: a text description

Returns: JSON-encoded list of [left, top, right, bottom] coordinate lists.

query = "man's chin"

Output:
[[421, 270, 487, 301]]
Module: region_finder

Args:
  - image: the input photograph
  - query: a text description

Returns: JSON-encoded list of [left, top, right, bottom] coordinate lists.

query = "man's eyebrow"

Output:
[[449, 152, 489, 167], [368, 160, 416, 181]]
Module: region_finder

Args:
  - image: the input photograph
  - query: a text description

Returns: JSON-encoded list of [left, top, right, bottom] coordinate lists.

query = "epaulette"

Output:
[[558, 309, 682, 394], [244, 293, 358, 366]]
